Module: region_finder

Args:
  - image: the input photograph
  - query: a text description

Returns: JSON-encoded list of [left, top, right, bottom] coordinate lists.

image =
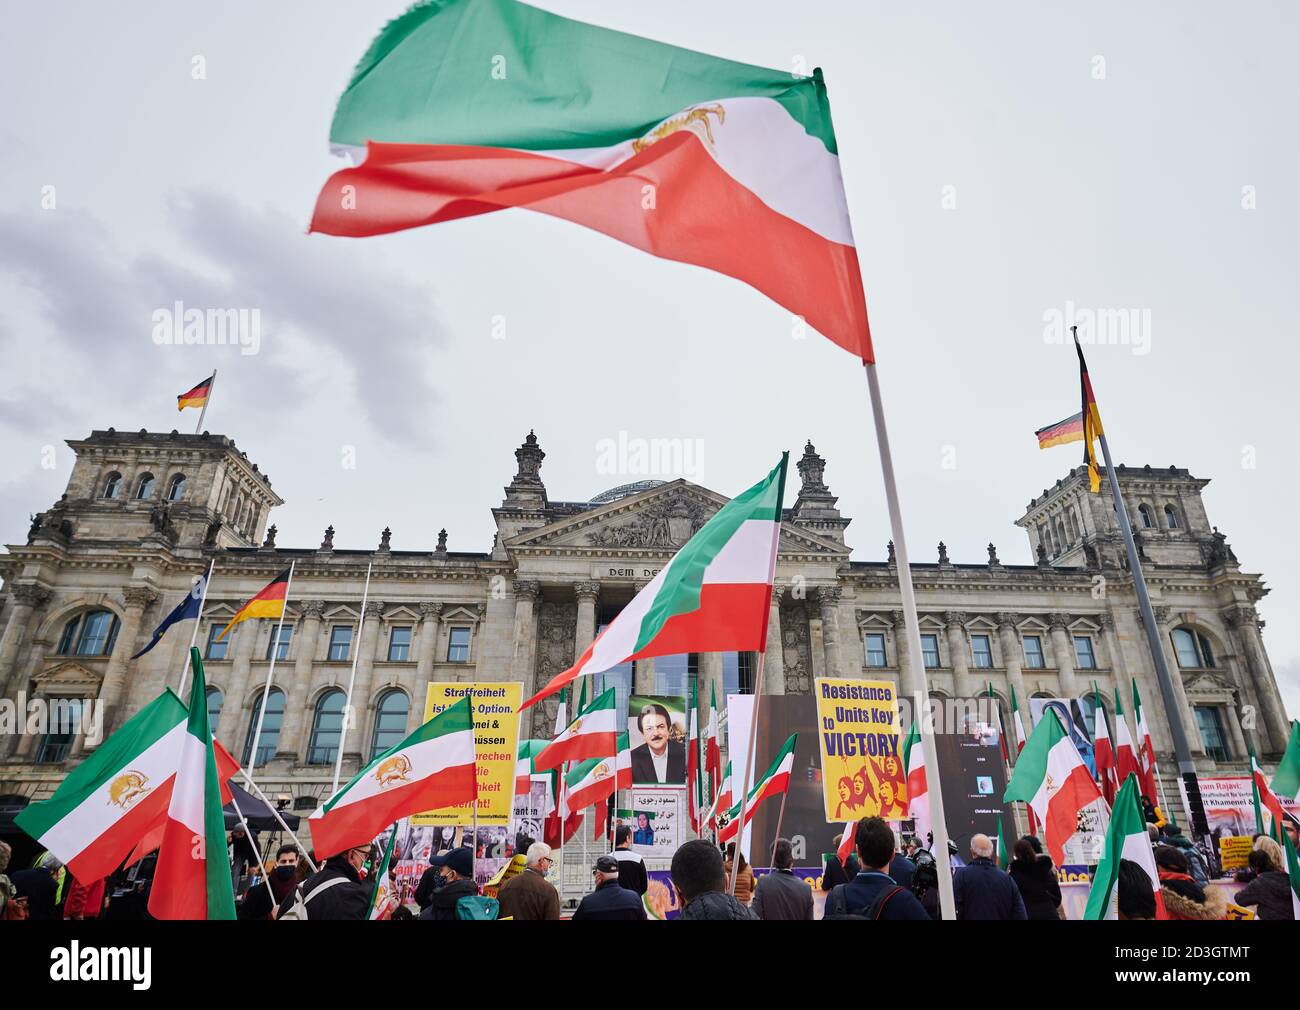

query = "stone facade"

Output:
[[0, 430, 1286, 832]]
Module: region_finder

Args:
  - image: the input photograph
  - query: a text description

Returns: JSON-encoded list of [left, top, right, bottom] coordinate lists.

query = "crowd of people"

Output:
[[1, 814, 1294, 921]]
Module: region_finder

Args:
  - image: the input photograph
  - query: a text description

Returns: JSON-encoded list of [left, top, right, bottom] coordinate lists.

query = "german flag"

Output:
[[1075, 333, 1105, 492], [177, 374, 213, 411], [1035, 411, 1084, 450], [215, 569, 289, 642]]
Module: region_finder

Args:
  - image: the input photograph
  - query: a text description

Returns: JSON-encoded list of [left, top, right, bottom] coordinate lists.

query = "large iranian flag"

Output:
[[525, 456, 786, 708], [1270, 720, 1300, 806], [717, 734, 796, 844], [311, 0, 871, 362], [1084, 773, 1166, 920], [535, 687, 619, 772], [901, 717, 930, 845], [1131, 678, 1160, 805], [15, 688, 238, 882], [1094, 685, 1116, 805], [1004, 707, 1102, 866], [1252, 750, 1286, 836], [148, 649, 236, 920], [309, 696, 477, 857], [563, 752, 619, 816], [1113, 687, 1143, 788]]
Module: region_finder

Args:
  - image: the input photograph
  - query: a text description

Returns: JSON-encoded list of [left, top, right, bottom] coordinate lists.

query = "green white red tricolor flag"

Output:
[[1009, 686, 1037, 834], [1004, 706, 1102, 866], [534, 687, 618, 772], [14, 686, 238, 882], [1252, 749, 1285, 837], [309, 696, 477, 857], [525, 456, 787, 708], [716, 734, 797, 844], [367, 824, 400, 921], [148, 648, 236, 920], [1270, 720, 1300, 807], [836, 820, 856, 866], [1131, 678, 1159, 806], [703, 760, 733, 830], [515, 739, 547, 796], [311, 0, 872, 363], [1281, 810, 1300, 920], [1084, 773, 1167, 920], [901, 717, 930, 845], [1093, 683, 1116, 804], [1113, 687, 1143, 788], [687, 679, 701, 833], [705, 682, 722, 804]]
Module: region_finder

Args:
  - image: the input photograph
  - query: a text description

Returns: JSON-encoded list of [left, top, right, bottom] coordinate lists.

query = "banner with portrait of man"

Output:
[[627, 694, 688, 785]]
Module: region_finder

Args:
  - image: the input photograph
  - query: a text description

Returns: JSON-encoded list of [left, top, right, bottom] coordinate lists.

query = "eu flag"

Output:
[[131, 577, 205, 659]]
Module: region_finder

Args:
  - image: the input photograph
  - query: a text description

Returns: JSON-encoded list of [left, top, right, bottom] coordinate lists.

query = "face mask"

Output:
[[273, 865, 295, 882]]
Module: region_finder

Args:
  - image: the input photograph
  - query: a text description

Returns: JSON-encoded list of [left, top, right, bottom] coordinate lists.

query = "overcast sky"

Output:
[[1, 1, 1296, 709]]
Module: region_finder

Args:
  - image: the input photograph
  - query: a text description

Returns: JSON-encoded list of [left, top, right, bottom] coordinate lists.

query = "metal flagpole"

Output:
[[195, 369, 216, 435], [245, 560, 297, 787], [238, 770, 318, 873], [863, 359, 958, 921], [768, 791, 788, 869], [1096, 429, 1202, 832], [177, 557, 215, 696], [228, 790, 276, 908], [333, 561, 373, 794]]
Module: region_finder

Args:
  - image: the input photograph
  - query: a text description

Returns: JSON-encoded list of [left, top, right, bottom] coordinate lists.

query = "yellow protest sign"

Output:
[[411, 682, 521, 826], [1218, 835, 1252, 872], [814, 678, 905, 822]]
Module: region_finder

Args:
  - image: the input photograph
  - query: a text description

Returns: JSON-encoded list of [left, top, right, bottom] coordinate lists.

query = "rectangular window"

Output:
[[1073, 635, 1096, 670], [205, 624, 229, 661], [864, 633, 887, 667], [265, 624, 293, 661], [328, 625, 353, 662], [722, 651, 755, 696], [1022, 635, 1045, 669], [920, 634, 940, 668], [654, 653, 690, 698], [971, 634, 993, 669], [1194, 705, 1231, 762], [388, 626, 412, 662], [447, 627, 471, 663], [37, 699, 83, 763]]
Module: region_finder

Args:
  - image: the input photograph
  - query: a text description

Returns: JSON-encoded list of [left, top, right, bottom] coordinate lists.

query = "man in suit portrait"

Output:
[[630, 702, 686, 784]]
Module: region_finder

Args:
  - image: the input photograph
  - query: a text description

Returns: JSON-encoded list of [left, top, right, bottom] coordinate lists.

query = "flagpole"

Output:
[[228, 789, 277, 909], [177, 557, 215, 696], [238, 770, 318, 874], [195, 368, 216, 435], [768, 791, 788, 869], [245, 559, 296, 787], [1096, 424, 1202, 834], [863, 359, 957, 921], [333, 561, 373, 794]]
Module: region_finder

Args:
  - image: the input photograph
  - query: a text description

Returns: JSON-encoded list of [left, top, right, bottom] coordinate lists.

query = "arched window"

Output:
[[1164, 504, 1179, 529], [1138, 504, 1154, 529], [243, 688, 285, 766], [307, 689, 347, 765], [135, 473, 156, 500], [101, 472, 122, 499], [57, 610, 120, 656], [371, 690, 410, 759], [167, 474, 187, 501], [1172, 627, 1215, 669], [206, 687, 224, 733]]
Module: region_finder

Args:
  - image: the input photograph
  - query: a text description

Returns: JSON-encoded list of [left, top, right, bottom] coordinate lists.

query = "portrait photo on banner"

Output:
[[627, 693, 688, 785]]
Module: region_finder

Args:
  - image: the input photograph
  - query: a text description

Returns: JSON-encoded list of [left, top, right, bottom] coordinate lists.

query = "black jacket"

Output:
[[1235, 871, 1294, 920], [753, 869, 814, 921], [612, 848, 648, 895], [279, 857, 371, 921], [630, 740, 686, 784], [573, 880, 646, 921], [1008, 856, 1061, 921], [418, 876, 479, 921], [678, 890, 757, 921], [953, 857, 1028, 921]]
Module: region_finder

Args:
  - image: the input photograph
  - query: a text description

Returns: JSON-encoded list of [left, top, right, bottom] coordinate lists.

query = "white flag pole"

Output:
[[237, 769, 318, 874], [863, 359, 957, 921], [333, 561, 373, 794], [195, 368, 216, 435], [177, 557, 215, 697], [245, 560, 296, 787]]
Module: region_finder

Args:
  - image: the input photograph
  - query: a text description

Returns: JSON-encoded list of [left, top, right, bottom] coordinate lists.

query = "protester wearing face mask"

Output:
[[241, 845, 302, 920], [417, 847, 479, 920], [276, 843, 373, 921]]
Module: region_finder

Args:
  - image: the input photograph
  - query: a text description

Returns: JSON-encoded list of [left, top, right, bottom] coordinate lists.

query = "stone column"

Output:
[[0, 584, 49, 699], [698, 650, 725, 749], [277, 600, 324, 761], [573, 583, 599, 658], [416, 601, 442, 695], [817, 587, 843, 678], [347, 600, 385, 759], [509, 581, 541, 699], [945, 611, 972, 698], [217, 617, 260, 752], [1048, 614, 1079, 698], [1098, 613, 1125, 678], [764, 586, 785, 695], [1228, 605, 1289, 754], [632, 580, 655, 694], [996, 613, 1027, 713], [891, 610, 917, 704], [1223, 700, 1249, 763], [89, 586, 157, 747], [1143, 607, 1202, 757]]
